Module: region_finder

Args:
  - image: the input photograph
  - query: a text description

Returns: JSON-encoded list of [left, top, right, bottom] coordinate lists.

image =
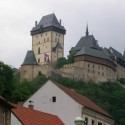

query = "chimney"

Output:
[[28, 100, 34, 109], [35, 21, 37, 27], [59, 19, 61, 26]]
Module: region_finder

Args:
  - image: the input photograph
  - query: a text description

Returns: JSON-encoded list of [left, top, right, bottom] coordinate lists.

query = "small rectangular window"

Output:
[[85, 117, 88, 125], [92, 120, 95, 125], [98, 122, 102, 125], [52, 96, 56, 102]]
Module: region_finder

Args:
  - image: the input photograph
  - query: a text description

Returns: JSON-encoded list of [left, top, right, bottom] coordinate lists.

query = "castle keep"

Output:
[[20, 13, 125, 83]]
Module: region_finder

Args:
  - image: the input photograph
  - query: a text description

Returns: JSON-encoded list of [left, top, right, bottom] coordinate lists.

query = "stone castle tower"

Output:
[[31, 13, 66, 64]]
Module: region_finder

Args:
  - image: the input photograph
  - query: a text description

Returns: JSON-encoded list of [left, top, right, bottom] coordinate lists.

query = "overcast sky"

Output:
[[0, 0, 125, 68]]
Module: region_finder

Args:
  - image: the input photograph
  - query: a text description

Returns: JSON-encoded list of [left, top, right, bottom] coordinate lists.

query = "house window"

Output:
[[92, 120, 95, 125], [85, 117, 88, 125], [52, 96, 56, 102], [98, 122, 102, 125], [2, 111, 6, 125]]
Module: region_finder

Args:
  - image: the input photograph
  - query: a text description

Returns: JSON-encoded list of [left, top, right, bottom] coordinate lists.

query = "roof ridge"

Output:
[[50, 80, 113, 119]]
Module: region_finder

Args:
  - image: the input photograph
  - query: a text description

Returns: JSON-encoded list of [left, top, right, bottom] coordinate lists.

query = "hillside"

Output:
[[0, 61, 125, 125]]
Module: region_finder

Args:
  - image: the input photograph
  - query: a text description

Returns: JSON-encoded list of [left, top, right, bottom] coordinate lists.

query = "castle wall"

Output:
[[20, 65, 39, 81], [116, 64, 125, 79]]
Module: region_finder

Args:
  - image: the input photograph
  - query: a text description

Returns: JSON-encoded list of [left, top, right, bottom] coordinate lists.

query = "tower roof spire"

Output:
[[86, 24, 89, 36]]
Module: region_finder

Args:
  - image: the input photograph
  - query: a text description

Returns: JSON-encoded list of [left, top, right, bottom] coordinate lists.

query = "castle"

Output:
[[20, 13, 125, 83]]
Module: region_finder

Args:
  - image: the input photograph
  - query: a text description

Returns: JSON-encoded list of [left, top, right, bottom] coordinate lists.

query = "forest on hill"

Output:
[[0, 61, 125, 125]]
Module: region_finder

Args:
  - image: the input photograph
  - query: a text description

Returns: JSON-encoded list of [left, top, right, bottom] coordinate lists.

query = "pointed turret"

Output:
[[86, 24, 89, 36], [123, 49, 125, 60], [22, 50, 38, 65]]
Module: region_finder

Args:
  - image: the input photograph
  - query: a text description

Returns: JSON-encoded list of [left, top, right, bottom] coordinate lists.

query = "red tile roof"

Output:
[[51, 80, 113, 119], [12, 105, 64, 125], [0, 96, 15, 109]]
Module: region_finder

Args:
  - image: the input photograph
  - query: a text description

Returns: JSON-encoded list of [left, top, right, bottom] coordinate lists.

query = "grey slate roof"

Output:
[[73, 35, 99, 51], [31, 13, 65, 32], [109, 47, 123, 60], [53, 42, 63, 51], [75, 47, 111, 61], [22, 51, 38, 65]]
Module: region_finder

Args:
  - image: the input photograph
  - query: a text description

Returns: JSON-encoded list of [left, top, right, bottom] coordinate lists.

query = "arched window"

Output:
[[38, 47, 40, 54]]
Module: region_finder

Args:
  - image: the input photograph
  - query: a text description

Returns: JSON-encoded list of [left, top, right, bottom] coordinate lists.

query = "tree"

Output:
[[0, 61, 15, 100], [67, 50, 77, 64], [55, 57, 68, 69], [11, 80, 33, 103]]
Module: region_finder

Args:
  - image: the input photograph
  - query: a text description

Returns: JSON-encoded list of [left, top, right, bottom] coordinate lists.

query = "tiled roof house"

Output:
[[11, 105, 64, 125]]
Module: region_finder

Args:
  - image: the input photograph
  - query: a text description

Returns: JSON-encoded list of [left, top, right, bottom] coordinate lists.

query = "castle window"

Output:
[[38, 58, 40, 63], [98, 66, 100, 69], [58, 39, 59, 42], [98, 72, 100, 75], [38, 47, 40, 54], [41, 34, 42, 37], [88, 64, 90, 68], [44, 38, 46, 43], [46, 33, 47, 36], [56, 33, 57, 36], [102, 72, 104, 76], [102, 67, 103, 70], [93, 65, 94, 68], [55, 38, 57, 42], [52, 96, 56, 102], [47, 37, 49, 42], [36, 35, 38, 38], [88, 69, 90, 73], [59, 34, 60, 37]]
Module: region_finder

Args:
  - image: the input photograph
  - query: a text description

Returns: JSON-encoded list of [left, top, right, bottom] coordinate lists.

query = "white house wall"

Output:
[[24, 80, 82, 125], [11, 113, 22, 125]]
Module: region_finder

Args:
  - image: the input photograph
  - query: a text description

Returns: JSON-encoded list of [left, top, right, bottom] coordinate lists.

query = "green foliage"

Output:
[[67, 50, 76, 63], [0, 61, 15, 100], [11, 73, 48, 103], [11, 80, 33, 103], [118, 78, 125, 85], [56, 57, 68, 69], [31, 73, 48, 92]]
